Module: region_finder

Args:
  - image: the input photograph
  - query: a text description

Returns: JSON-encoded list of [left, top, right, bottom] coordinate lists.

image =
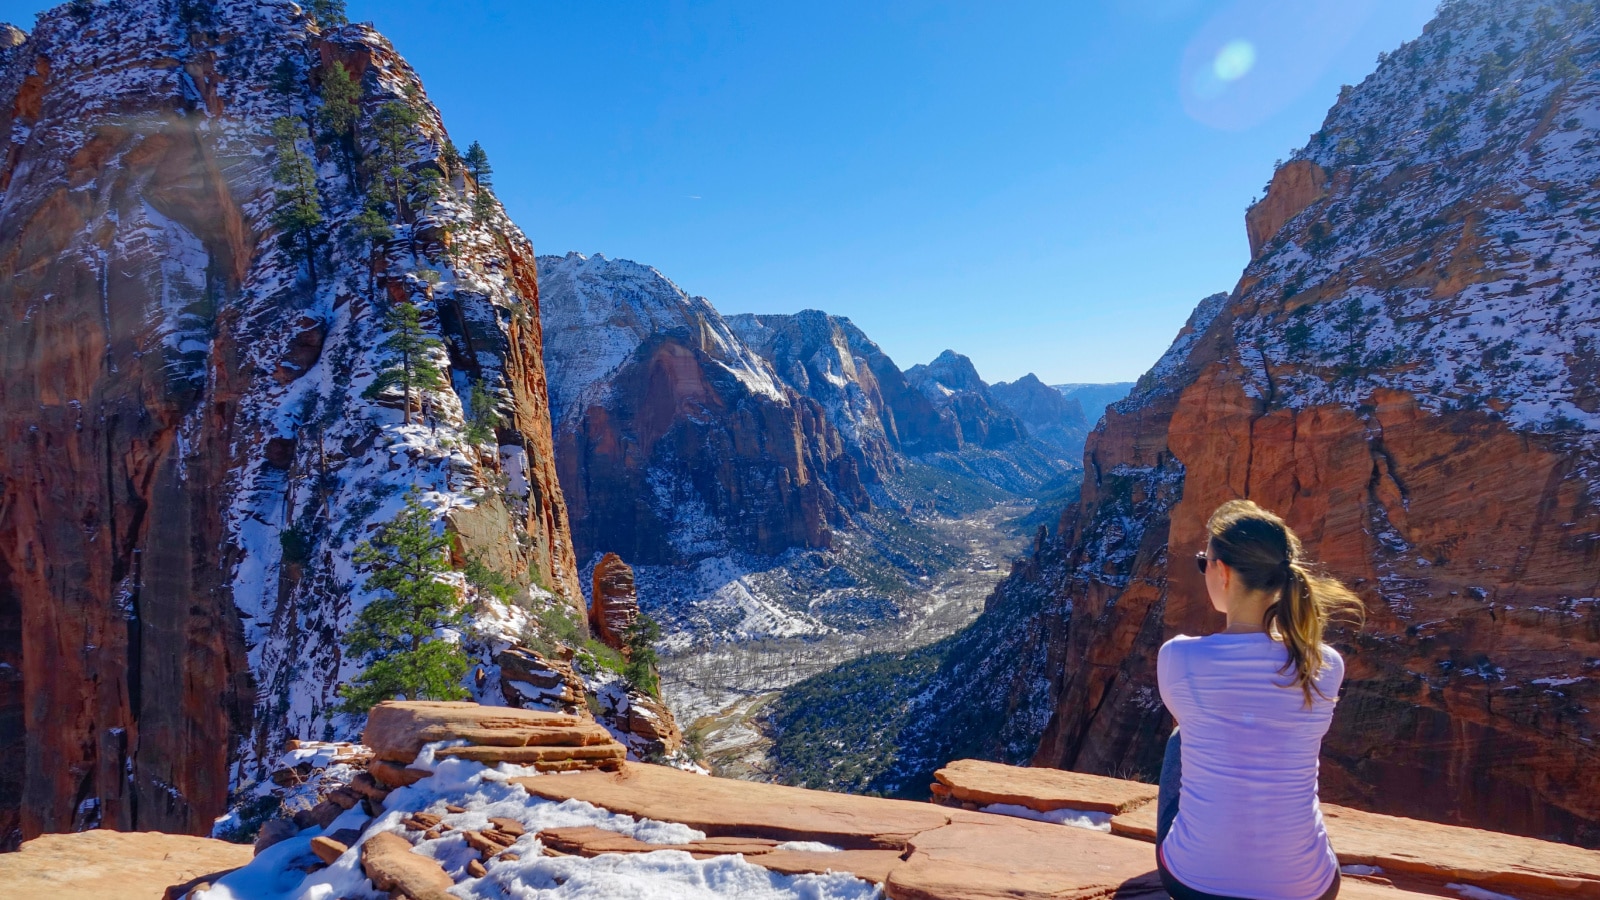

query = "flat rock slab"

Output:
[[361, 831, 455, 900], [539, 825, 778, 858], [965, 758, 1600, 900], [1323, 804, 1600, 900], [757, 849, 905, 883], [1110, 801, 1157, 841], [362, 700, 601, 763], [884, 815, 1165, 900], [514, 763, 953, 850], [536, 825, 902, 883], [433, 743, 625, 765], [934, 758, 1159, 814], [0, 830, 253, 900]]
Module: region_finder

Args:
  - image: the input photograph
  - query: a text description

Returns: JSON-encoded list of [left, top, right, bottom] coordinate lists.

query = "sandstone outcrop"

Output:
[[0, 1, 578, 843], [361, 832, 455, 900], [1245, 158, 1328, 257], [965, 0, 1600, 846], [930, 758, 1156, 814], [515, 760, 1597, 900], [590, 552, 640, 649], [0, 830, 253, 900], [933, 759, 1600, 900], [361, 701, 622, 769]]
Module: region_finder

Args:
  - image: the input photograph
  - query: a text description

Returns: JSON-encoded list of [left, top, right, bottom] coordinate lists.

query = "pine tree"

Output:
[[350, 187, 393, 299], [463, 141, 492, 188], [337, 493, 470, 713], [306, 0, 348, 27], [317, 61, 360, 175], [472, 186, 496, 226], [363, 302, 446, 425], [463, 380, 499, 446], [622, 614, 663, 697], [365, 102, 421, 220], [270, 117, 322, 283], [441, 140, 462, 179], [270, 54, 300, 97]]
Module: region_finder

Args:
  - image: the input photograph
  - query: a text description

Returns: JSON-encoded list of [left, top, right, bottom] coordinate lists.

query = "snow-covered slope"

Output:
[[0, 0, 584, 842]]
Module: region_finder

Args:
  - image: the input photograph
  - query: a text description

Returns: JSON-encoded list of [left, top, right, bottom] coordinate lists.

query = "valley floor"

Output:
[[653, 488, 1041, 779]]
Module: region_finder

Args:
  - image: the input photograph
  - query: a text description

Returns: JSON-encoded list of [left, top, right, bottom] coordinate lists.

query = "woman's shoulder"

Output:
[[1158, 633, 1204, 660], [1318, 642, 1347, 681]]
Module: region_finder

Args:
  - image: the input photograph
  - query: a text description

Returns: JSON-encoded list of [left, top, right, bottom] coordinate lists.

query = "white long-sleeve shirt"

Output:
[[1157, 632, 1343, 900]]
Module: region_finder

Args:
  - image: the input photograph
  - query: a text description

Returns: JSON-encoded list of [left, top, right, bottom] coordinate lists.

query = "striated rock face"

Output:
[[538, 252, 867, 566], [725, 310, 908, 479], [590, 552, 640, 650], [0, 1, 576, 844], [1007, 0, 1600, 846]]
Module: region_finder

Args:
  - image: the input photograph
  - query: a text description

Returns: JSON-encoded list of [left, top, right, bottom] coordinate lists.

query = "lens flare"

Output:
[[1213, 39, 1256, 81]]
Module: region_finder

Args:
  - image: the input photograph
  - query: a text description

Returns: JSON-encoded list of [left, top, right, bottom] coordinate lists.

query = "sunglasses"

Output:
[[1194, 551, 1210, 574]]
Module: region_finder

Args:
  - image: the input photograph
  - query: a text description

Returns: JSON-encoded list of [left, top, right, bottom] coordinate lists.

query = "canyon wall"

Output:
[[1016, 0, 1600, 846], [0, 0, 577, 846], [537, 253, 866, 567]]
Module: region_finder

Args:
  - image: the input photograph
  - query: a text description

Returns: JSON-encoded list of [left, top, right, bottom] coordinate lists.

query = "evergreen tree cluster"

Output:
[[306, 0, 348, 28]]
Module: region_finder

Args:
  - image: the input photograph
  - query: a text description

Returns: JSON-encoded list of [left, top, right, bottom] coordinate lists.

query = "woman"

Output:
[[1155, 499, 1364, 900]]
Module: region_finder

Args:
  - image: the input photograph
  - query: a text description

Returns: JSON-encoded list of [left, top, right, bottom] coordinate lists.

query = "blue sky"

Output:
[[8, 0, 1437, 383]]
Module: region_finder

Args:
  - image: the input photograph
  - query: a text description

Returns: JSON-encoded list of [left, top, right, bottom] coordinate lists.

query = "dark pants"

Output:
[[1155, 727, 1340, 900]]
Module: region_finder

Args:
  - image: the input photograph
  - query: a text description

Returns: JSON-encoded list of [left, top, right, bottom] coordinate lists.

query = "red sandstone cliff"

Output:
[[0, 1, 578, 847], [1014, 0, 1600, 846], [537, 253, 869, 567]]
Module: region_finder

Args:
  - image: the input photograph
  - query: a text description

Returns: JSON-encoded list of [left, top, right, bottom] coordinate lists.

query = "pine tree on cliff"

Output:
[[365, 101, 420, 222], [464, 141, 496, 225], [316, 61, 360, 176], [269, 116, 322, 284], [463, 380, 499, 446], [363, 302, 445, 425], [463, 140, 492, 187], [307, 0, 348, 28], [623, 614, 663, 697], [349, 188, 392, 300], [337, 493, 470, 713]]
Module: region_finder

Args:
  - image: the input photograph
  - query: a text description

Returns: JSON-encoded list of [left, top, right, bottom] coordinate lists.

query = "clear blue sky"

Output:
[[7, 0, 1437, 384]]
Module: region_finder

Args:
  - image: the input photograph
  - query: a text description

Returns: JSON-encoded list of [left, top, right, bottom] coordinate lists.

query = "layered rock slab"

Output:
[[514, 763, 951, 850], [934, 758, 1600, 900], [932, 758, 1157, 814], [361, 700, 617, 765], [0, 830, 253, 900]]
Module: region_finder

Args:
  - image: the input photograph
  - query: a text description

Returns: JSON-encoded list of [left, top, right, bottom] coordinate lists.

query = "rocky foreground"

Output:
[[3, 702, 1594, 900]]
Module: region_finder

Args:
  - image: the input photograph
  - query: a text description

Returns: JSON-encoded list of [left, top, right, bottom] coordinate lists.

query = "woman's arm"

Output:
[[1157, 638, 1183, 725]]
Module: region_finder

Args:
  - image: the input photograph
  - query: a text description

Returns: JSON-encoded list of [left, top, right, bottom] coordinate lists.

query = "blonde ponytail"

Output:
[[1206, 500, 1365, 706]]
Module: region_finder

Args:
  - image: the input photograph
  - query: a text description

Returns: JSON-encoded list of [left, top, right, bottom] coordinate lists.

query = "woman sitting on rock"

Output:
[[1156, 499, 1364, 900]]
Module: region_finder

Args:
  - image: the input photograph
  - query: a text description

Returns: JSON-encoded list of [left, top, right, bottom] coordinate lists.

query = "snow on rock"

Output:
[[197, 758, 879, 900], [0, 0, 580, 839]]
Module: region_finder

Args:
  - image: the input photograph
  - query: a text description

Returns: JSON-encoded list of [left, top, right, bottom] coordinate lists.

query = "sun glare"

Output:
[[1213, 39, 1256, 81]]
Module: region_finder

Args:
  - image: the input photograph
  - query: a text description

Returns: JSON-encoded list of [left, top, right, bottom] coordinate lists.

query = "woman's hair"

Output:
[[1205, 499, 1365, 705]]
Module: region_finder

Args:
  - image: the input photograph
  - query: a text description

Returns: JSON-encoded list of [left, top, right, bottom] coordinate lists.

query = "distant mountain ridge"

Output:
[[1052, 382, 1135, 424], [538, 252, 1085, 570]]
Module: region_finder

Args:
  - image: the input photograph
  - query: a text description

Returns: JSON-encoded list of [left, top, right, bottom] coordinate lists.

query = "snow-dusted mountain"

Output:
[[0, 0, 662, 846]]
